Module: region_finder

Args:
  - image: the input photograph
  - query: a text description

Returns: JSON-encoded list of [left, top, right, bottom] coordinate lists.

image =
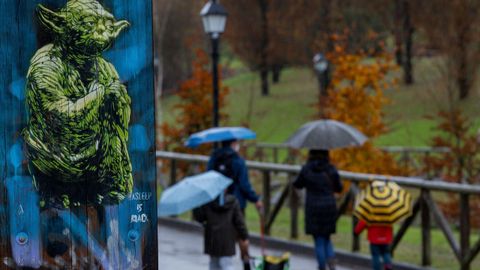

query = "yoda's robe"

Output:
[[23, 44, 132, 207]]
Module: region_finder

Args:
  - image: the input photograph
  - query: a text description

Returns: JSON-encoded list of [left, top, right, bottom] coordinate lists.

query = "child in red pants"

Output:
[[354, 220, 393, 270]]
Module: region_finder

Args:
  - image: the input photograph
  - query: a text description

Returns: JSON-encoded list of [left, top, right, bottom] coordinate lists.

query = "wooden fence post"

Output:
[[421, 189, 432, 266], [402, 151, 410, 172], [460, 194, 470, 270], [285, 148, 296, 164], [263, 171, 271, 235], [258, 147, 265, 163], [273, 147, 278, 164], [289, 175, 299, 239], [352, 216, 360, 252], [170, 159, 177, 186], [351, 183, 360, 252]]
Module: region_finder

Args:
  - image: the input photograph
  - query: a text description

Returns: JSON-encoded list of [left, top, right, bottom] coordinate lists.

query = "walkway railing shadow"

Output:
[[156, 151, 480, 270]]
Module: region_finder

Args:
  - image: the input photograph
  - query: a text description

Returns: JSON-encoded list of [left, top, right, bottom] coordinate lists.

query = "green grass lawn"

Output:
[[161, 56, 480, 147], [223, 69, 319, 143]]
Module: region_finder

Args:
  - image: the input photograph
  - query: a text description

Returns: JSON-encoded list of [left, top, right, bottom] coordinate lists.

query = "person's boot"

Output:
[[384, 264, 393, 270], [327, 258, 336, 270], [243, 258, 251, 270]]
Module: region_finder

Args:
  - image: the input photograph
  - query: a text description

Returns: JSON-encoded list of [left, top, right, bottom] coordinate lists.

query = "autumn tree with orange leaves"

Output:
[[161, 49, 230, 155], [425, 110, 480, 184], [423, 110, 480, 226], [321, 34, 405, 175]]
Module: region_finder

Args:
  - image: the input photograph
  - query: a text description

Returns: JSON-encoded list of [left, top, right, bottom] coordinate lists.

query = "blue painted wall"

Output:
[[0, 1, 157, 269]]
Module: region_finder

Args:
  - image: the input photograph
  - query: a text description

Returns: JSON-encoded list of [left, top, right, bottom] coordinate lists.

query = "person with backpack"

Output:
[[208, 139, 262, 270], [293, 149, 342, 270], [354, 219, 393, 270], [208, 140, 263, 213], [193, 191, 250, 270]]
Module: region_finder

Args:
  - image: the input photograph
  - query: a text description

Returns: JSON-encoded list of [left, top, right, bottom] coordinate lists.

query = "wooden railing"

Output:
[[156, 151, 480, 270], [241, 142, 451, 175]]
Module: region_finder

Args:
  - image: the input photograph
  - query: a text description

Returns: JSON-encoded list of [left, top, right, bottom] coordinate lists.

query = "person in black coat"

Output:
[[193, 193, 249, 270], [293, 149, 342, 270]]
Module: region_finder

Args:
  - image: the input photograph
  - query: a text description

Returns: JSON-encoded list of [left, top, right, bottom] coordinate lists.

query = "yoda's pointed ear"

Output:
[[37, 4, 66, 34], [113, 20, 129, 38]]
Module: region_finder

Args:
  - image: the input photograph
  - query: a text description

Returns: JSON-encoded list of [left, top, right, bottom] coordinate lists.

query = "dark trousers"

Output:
[[370, 244, 392, 270]]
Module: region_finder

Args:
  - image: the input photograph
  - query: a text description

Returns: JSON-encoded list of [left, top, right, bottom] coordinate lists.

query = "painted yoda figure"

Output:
[[23, 0, 133, 207]]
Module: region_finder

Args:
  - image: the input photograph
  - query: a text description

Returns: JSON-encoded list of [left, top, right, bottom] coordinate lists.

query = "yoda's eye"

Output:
[[81, 17, 97, 27], [105, 20, 114, 30]]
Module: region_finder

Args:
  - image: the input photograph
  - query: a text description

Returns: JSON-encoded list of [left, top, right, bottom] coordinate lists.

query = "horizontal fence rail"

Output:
[[242, 142, 451, 175], [156, 151, 480, 270], [156, 151, 480, 194], [247, 142, 451, 154]]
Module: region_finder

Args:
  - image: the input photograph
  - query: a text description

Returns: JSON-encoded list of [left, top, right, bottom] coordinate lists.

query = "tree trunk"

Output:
[[322, 0, 334, 52], [261, 69, 269, 96], [394, 0, 403, 66], [455, 11, 471, 100], [457, 35, 470, 100], [403, 0, 414, 85], [259, 0, 270, 96], [271, 64, 282, 84]]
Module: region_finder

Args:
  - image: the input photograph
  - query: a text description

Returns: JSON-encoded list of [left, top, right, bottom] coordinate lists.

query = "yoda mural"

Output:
[[22, 0, 133, 208]]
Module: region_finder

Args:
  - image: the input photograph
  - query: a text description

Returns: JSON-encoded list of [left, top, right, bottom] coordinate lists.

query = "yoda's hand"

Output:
[[88, 80, 106, 95], [95, 58, 122, 88], [105, 80, 128, 101], [101, 79, 131, 133], [105, 80, 120, 94]]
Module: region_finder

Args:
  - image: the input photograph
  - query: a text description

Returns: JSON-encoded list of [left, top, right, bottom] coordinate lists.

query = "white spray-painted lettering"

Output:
[[128, 192, 152, 201], [130, 214, 148, 223]]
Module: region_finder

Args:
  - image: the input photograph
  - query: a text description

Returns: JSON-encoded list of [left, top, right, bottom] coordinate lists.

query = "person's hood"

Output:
[[209, 194, 236, 211], [308, 158, 330, 172], [211, 146, 236, 160]]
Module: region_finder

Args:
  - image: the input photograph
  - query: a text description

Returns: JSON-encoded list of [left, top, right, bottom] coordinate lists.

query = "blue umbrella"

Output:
[[185, 126, 256, 148], [158, 171, 233, 217]]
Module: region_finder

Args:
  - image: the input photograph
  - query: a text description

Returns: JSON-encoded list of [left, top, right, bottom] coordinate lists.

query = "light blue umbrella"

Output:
[[158, 171, 233, 217], [185, 127, 256, 148]]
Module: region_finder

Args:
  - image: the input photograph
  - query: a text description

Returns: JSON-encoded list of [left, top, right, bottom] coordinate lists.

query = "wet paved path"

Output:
[[158, 221, 357, 270]]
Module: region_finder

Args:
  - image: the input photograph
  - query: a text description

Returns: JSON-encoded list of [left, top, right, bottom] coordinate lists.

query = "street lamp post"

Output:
[[313, 53, 331, 97], [200, 0, 228, 128], [313, 53, 331, 118]]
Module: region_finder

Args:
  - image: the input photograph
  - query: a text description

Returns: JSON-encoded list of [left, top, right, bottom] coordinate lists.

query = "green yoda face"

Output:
[[38, 0, 129, 56]]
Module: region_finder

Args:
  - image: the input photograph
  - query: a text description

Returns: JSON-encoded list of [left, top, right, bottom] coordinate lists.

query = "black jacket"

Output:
[[293, 158, 342, 236], [193, 194, 249, 257]]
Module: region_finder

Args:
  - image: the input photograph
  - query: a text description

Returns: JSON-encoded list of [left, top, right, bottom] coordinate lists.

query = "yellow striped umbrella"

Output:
[[354, 181, 412, 225]]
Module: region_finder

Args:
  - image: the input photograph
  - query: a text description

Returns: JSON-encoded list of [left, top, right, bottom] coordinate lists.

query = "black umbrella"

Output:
[[285, 120, 368, 150]]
